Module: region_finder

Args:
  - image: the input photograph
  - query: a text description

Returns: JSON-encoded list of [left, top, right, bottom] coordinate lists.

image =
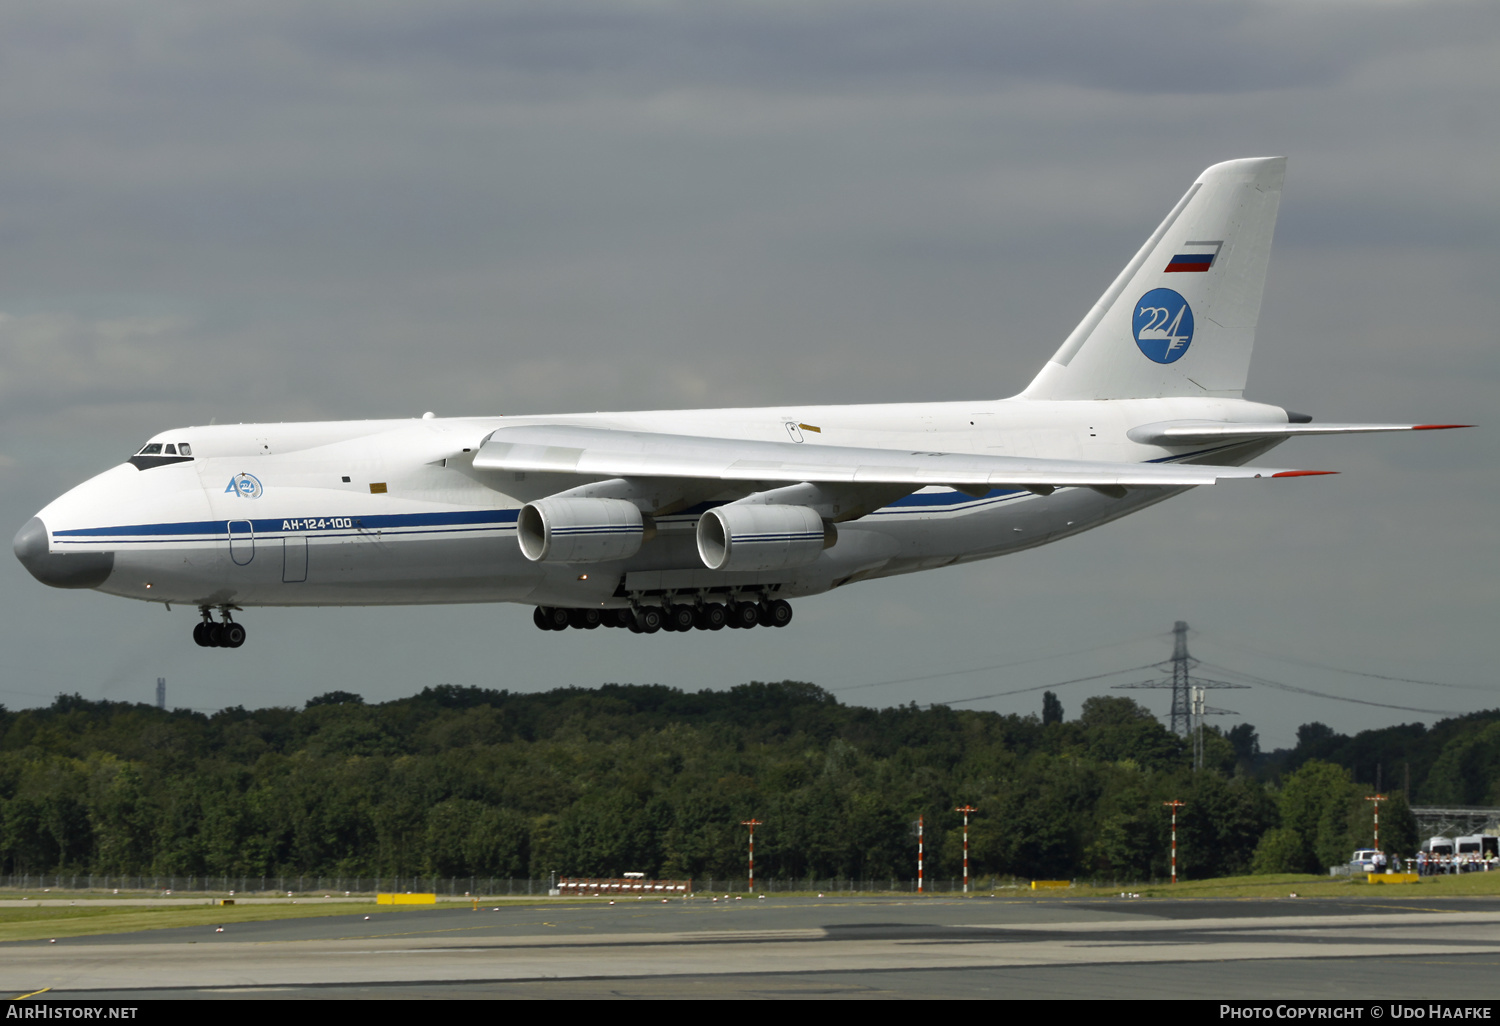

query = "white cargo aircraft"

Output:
[[14, 158, 1466, 647]]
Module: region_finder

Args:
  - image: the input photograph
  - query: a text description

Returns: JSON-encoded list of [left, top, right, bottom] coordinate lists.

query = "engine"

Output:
[[517, 497, 646, 563], [696, 504, 834, 572]]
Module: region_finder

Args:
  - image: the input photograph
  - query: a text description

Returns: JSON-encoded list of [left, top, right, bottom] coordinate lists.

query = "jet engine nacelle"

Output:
[[517, 497, 646, 563], [696, 504, 834, 572]]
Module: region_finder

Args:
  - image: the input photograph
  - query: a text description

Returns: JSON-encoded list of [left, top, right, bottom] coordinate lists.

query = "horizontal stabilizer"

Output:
[[1127, 421, 1473, 446], [474, 424, 1324, 491]]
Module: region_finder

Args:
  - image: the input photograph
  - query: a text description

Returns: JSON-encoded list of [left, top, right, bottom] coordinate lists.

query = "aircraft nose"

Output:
[[13, 517, 114, 589]]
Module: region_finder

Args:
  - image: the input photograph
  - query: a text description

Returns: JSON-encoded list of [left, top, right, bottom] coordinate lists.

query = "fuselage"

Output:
[[19, 394, 1289, 613]]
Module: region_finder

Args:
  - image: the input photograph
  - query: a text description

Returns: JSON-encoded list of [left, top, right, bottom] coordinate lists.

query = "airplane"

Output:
[[13, 157, 1468, 647]]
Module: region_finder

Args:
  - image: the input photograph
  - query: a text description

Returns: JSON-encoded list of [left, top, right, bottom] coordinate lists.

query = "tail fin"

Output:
[[1022, 157, 1285, 401]]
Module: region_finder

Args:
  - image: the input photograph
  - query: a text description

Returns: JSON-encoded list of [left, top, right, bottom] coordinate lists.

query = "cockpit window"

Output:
[[129, 441, 193, 469]]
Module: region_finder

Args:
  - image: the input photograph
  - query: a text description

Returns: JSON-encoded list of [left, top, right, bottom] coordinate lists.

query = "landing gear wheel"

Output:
[[636, 607, 663, 633], [542, 606, 570, 631], [766, 599, 793, 628], [222, 622, 247, 648], [204, 622, 225, 647], [533, 606, 551, 631], [700, 603, 728, 631], [668, 605, 697, 632], [193, 622, 212, 647], [568, 608, 602, 630], [729, 602, 760, 629]]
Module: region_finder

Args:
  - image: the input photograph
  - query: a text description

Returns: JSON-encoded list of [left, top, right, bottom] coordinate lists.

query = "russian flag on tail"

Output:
[[1165, 241, 1222, 273]]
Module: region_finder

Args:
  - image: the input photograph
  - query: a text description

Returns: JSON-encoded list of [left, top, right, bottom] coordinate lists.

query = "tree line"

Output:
[[1, 681, 1492, 882]]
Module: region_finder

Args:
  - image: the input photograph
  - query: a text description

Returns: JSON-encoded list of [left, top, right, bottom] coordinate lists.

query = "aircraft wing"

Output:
[[472, 424, 1327, 489], [1128, 421, 1471, 446]]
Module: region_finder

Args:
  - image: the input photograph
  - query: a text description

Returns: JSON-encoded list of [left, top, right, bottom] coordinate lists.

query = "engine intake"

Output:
[[697, 504, 834, 572], [518, 497, 645, 563]]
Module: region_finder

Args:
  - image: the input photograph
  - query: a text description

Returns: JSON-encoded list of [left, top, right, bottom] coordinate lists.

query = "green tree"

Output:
[[1278, 760, 1359, 870], [1042, 692, 1063, 726], [1252, 828, 1313, 874]]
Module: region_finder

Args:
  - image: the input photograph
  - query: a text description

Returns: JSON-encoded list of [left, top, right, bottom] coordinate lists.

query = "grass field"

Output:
[[0, 897, 565, 943], [1, 871, 1497, 943], [1061, 871, 1500, 900]]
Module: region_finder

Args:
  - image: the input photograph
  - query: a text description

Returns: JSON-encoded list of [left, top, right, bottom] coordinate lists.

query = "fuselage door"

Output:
[[283, 535, 308, 583], [228, 521, 254, 565]]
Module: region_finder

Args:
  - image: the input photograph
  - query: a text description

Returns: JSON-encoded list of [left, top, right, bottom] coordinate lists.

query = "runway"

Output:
[[7, 894, 1500, 1000]]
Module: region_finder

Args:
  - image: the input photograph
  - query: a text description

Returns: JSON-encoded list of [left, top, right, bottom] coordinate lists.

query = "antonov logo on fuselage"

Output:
[[1133, 288, 1195, 364], [224, 473, 264, 499]]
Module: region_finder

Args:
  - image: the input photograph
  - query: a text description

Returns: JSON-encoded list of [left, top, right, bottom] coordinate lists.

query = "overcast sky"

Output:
[[2, 0, 1496, 750]]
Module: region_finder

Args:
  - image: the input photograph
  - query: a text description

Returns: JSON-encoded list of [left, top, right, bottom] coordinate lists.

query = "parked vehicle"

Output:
[[1455, 835, 1498, 859]]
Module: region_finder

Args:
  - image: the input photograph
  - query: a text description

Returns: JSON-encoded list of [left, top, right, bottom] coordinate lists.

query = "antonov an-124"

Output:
[[14, 158, 1467, 647]]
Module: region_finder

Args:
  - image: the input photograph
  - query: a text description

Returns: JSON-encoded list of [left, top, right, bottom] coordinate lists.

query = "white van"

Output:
[[1455, 835, 1498, 859]]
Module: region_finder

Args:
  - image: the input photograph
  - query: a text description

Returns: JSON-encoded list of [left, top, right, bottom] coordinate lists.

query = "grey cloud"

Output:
[[289, 0, 1482, 97]]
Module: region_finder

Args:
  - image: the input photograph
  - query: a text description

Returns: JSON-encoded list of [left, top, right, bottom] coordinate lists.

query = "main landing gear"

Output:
[[193, 607, 246, 649], [533, 599, 793, 634]]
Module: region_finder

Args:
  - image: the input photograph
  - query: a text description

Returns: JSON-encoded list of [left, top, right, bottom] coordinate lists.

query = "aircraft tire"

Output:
[[533, 607, 551, 631], [729, 602, 759, 629], [582, 608, 602, 629], [702, 603, 727, 631], [223, 623, 247, 648], [205, 622, 225, 647], [668, 605, 696, 632], [767, 599, 793, 628], [756, 603, 774, 627], [193, 622, 212, 647], [637, 607, 663, 633]]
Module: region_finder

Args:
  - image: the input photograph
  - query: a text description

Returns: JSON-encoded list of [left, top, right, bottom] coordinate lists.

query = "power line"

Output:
[[938, 665, 1159, 706], [833, 630, 1163, 693], [1192, 630, 1488, 691], [1192, 661, 1463, 717]]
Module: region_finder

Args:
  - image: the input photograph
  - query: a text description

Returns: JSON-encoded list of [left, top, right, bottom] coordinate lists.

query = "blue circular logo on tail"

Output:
[[1133, 288, 1194, 364]]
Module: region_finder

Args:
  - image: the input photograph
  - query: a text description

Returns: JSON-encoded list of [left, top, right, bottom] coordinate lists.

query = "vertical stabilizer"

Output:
[[1022, 157, 1285, 401]]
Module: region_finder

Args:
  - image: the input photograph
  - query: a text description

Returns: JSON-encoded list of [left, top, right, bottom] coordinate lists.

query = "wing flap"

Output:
[[474, 424, 1316, 489]]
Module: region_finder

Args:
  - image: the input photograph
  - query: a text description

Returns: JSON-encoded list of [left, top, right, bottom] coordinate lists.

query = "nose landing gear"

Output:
[[194, 607, 246, 648]]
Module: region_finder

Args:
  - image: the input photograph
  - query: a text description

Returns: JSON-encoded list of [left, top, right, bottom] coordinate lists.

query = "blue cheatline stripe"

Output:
[[550, 525, 642, 533], [52, 508, 521, 540], [869, 445, 1245, 516]]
